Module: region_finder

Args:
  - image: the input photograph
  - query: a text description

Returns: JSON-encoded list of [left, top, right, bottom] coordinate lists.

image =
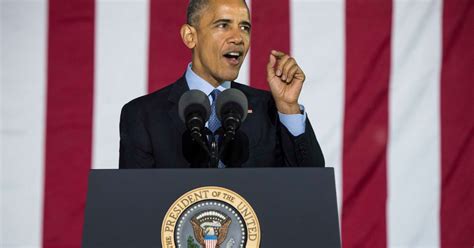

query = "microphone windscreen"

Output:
[[178, 90, 211, 123], [216, 88, 248, 122]]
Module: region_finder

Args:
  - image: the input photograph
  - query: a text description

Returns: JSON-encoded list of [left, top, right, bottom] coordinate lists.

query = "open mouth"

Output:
[[223, 51, 242, 65]]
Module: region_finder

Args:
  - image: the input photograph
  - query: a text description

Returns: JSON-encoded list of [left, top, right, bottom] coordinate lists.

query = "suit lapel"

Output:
[[231, 82, 257, 115], [167, 77, 189, 134]]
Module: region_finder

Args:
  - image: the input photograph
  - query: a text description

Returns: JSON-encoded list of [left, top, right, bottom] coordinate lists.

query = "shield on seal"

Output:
[[204, 235, 218, 248]]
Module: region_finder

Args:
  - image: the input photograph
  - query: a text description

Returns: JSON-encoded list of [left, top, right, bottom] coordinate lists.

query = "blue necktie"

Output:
[[208, 89, 221, 133], [208, 89, 225, 168]]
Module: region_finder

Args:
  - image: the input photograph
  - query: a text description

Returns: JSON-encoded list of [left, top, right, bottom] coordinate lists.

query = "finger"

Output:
[[271, 50, 286, 58], [281, 58, 296, 81], [276, 54, 291, 77], [266, 54, 277, 79], [286, 65, 299, 83]]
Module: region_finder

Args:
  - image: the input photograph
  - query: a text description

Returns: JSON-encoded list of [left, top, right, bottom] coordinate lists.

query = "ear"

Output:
[[180, 24, 197, 49]]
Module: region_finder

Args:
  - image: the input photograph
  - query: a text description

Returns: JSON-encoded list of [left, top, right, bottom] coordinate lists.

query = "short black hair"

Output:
[[186, 0, 248, 26], [187, 0, 208, 26]]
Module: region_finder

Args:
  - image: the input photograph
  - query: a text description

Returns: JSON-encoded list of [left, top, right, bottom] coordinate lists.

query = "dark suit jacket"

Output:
[[119, 76, 325, 168]]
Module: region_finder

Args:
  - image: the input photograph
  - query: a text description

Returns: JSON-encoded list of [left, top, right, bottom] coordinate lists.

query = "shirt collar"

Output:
[[185, 63, 230, 96]]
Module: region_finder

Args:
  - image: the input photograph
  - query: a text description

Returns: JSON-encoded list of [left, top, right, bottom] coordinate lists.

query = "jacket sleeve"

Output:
[[279, 116, 325, 167], [118, 102, 155, 168]]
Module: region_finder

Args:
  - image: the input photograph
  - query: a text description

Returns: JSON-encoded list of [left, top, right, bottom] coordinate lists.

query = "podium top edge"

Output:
[[89, 167, 334, 172]]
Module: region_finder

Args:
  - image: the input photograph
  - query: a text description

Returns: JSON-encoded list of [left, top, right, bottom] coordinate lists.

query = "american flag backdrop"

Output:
[[1, 0, 473, 247]]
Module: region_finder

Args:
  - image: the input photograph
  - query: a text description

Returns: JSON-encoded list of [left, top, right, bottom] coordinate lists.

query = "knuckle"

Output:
[[284, 62, 294, 70]]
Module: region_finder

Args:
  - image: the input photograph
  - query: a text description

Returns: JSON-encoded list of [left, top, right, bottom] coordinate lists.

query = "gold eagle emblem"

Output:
[[190, 211, 232, 248]]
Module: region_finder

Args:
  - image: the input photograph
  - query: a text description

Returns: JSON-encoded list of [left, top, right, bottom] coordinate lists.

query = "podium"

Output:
[[83, 168, 340, 247]]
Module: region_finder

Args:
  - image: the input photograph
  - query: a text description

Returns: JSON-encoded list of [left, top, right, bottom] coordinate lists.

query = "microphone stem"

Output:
[[219, 130, 235, 157], [190, 130, 210, 154], [209, 135, 219, 168]]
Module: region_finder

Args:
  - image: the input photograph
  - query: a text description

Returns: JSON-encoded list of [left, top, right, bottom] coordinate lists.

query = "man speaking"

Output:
[[119, 0, 325, 168]]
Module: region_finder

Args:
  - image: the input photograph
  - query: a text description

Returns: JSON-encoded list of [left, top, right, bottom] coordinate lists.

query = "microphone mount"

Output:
[[178, 88, 248, 168]]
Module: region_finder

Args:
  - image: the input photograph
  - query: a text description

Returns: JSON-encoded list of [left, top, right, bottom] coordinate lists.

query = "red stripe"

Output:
[[440, 0, 474, 246], [342, 1, 392, 246], [43, 0, 95, 247], [148, 0, 190, 92], [250, 0, 290, 90]]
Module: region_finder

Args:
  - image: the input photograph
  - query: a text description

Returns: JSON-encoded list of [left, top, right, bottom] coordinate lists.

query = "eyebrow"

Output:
[[241, 21, 252, 28], [212, 19, 252, 28]]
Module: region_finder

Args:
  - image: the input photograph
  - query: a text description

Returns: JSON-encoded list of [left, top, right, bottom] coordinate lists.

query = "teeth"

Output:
[[228, 52, 240, 56]]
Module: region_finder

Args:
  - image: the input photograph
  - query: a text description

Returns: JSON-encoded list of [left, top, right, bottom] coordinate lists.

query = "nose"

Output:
[[228, 27, 244, 45]]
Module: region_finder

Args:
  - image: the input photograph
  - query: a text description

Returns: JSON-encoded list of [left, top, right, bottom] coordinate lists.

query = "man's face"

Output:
[[191, 0, 251, 85]]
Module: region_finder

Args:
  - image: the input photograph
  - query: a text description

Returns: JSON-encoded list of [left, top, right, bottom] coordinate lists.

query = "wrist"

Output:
[[276, 102, 300, 114]]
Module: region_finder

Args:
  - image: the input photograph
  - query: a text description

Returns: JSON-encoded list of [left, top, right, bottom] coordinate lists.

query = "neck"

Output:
[[190, 63, 223, 88]]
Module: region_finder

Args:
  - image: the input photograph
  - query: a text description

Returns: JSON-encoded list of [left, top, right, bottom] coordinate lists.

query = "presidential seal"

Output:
[[162, 186, 260, 248]]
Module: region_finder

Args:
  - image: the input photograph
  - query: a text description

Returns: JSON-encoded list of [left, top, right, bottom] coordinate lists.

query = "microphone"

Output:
[[178, 90, 211, 144], [216, 88, 248, 138]]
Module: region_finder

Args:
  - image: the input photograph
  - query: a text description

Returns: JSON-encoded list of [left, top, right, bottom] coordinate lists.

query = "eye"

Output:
[[217, 23, 228, 28], [240, 25, 251, 33]]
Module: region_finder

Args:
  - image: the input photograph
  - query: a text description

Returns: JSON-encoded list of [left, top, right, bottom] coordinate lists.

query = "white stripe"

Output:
[[235, 0, 250, 86], [291, 0, 345, 216], [388, 0, 441, 247], [0, 0, 3, 242], [92, 0, 149, 169], [1, 0, 47, 247], [236, 48, 250, 86]]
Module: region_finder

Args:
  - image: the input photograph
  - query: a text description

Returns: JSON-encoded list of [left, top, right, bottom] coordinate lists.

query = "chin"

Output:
[[222, 70, 240, 82]]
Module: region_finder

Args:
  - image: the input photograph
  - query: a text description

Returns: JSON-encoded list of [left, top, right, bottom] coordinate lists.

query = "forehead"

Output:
[[202, 0, 250, 22]]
